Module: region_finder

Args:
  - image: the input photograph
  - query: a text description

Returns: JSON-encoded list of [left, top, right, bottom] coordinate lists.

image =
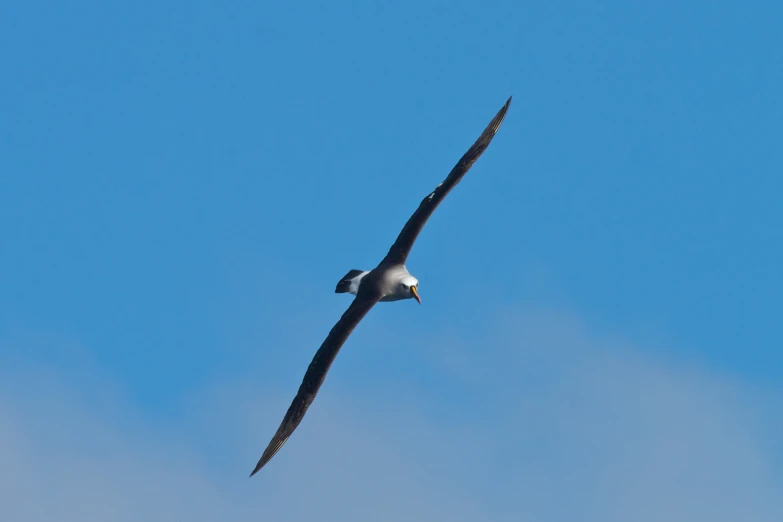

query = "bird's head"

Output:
[[399, 276, 421, 304]]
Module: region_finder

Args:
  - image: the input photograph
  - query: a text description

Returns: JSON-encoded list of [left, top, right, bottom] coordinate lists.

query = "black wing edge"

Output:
[[382, 96, 512, 265], [249, 295, 380, 477]]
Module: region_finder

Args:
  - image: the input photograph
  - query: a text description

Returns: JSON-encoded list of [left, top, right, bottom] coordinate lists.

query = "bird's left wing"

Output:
[[250, 293, 381, 476], [382, 97, 511, 266]]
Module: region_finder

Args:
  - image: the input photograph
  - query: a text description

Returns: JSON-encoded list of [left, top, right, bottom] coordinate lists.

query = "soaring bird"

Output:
[[250, 97, 511, 476]]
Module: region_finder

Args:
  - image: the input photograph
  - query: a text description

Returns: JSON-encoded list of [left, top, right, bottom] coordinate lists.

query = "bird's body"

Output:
[[336, 266, 419, 302], [250, 97, 512, 476]]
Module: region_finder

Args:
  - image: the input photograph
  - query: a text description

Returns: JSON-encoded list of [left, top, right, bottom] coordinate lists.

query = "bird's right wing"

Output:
[[250, 293, 381, 476], [381, 97, 511, 266]]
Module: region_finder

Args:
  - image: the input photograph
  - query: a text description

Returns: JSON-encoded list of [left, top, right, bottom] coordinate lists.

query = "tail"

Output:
[[335, 269, 365, 293]]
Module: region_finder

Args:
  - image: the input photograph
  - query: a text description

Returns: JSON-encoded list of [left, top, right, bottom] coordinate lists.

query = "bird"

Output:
[[250, 97, 512, 476]]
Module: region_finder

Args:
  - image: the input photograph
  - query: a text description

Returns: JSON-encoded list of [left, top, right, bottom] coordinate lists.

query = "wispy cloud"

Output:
[[1, 309, 780, 521]]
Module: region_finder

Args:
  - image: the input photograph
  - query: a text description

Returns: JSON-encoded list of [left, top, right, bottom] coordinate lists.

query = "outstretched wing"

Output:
[[250, 294, 381, 476], [382, 97, 512, 266]]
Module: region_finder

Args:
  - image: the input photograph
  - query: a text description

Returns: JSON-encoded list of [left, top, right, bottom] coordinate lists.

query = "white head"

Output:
[[398, 275, 421, 304]]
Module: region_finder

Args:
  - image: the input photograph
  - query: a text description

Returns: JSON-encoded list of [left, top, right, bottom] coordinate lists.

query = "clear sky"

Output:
[[1, 0, 782, 520]]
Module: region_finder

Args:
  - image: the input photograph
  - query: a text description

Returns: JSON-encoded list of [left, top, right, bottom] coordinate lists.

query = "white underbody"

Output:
[[345, 268, 418, 302]]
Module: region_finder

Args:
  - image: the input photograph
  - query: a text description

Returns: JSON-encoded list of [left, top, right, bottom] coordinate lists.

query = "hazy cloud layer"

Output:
[[2, 310, 781, 521]]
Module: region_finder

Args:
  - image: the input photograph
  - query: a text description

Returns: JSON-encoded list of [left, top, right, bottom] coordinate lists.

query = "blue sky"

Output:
[[1, 0, 782, 520]]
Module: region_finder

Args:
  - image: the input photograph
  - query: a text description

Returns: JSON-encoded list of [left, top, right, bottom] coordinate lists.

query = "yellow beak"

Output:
[[410, 285, 421, 304]]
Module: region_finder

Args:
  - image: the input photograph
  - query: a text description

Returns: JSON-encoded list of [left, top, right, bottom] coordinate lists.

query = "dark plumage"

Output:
[[334, 269, 366, 294], [250, 97, 511, 477]]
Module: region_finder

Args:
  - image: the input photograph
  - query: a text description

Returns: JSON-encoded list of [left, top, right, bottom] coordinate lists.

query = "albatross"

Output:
[[250, 97, 512, 476]]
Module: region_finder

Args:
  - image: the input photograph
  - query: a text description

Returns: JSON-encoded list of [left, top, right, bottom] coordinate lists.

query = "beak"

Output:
[[410, 285, 421, 304]]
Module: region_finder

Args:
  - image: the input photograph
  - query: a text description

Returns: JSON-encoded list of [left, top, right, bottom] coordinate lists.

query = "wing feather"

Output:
[[250, 294, 381, 476], [382, 97, 512, 265]]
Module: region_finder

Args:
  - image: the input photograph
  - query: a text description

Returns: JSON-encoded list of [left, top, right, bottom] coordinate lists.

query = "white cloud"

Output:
[[1, 310, 780, 521]]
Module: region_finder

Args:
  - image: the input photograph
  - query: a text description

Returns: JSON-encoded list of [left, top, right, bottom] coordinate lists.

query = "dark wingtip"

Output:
[[249, 455, 270, 478], [482, 96, 512, 141], [497, 96, 512, 122], [249, 451, 272, 478], [249, 458, 264, 477], [249, 434, 289, 478], [450, 95, 513, 174]]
